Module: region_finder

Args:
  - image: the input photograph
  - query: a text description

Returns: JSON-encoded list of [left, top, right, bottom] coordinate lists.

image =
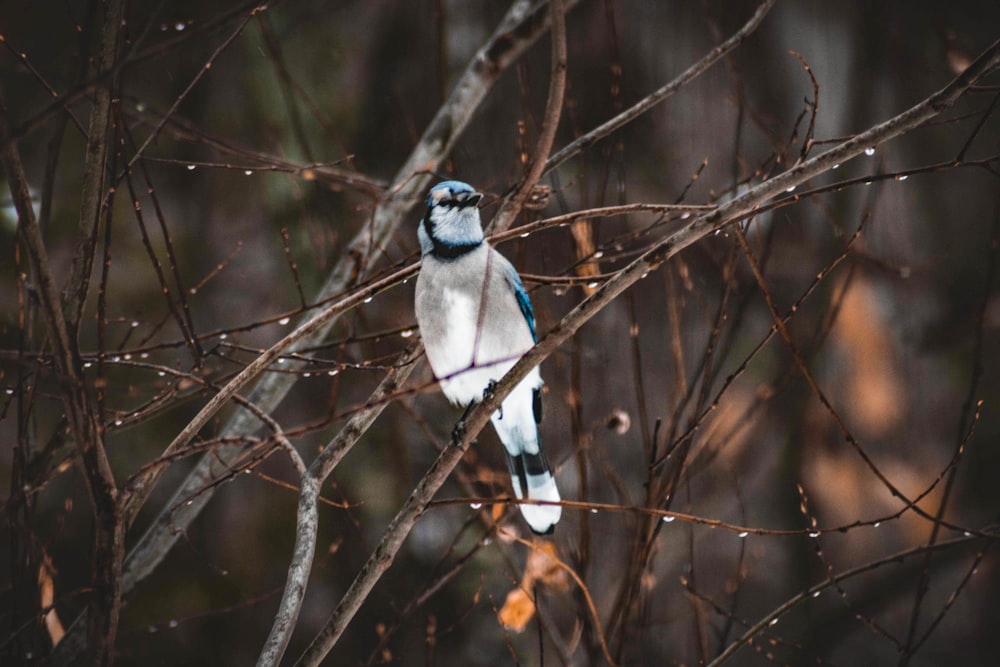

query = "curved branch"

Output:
[[293, 2, 570, 662], [255, 343, 421, 667]]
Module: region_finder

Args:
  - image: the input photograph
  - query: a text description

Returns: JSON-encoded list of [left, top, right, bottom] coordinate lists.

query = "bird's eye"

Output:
[[429, 188, 480, 208], [430, 191, 455, 206]]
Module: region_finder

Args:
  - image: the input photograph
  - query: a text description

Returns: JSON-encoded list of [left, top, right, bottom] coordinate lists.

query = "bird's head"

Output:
[[419, 181, 485, 258]]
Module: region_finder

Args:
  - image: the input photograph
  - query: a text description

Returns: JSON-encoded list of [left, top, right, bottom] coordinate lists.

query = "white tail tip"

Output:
[[521, 475, 561, 534]]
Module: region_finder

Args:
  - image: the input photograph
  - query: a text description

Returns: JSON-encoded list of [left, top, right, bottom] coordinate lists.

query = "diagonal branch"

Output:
[[543, 0, 775, 175], [293, 367, 504, 666], [898, 194, 1000, 665], [498, 39, 1000, 455], [706, 532, 990, 667]]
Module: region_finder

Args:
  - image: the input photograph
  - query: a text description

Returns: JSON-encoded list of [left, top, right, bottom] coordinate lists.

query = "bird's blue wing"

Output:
[[506, 264, 537, 342]]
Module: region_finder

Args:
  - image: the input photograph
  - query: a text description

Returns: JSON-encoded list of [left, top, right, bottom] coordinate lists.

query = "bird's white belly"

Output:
[[427, 287, 522, 406]]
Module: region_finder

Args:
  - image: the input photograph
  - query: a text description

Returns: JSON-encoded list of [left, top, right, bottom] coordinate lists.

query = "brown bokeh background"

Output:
[[3, 1, 1000, 665]]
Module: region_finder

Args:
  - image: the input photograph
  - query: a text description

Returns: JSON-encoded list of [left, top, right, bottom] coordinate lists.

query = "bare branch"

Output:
[[296, 35, 996, 665], [706, 533, 989, 667], [543, 0, 776, 174], [256, 343, 421, 667], [293, 3, 571, 661], [492, 0, 568, 232], [62, 0, 124, 332], [2, 41, 125, 664]]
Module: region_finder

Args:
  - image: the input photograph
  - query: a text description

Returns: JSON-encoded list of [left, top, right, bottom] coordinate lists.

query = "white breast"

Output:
[[425, 286, 514, 405]]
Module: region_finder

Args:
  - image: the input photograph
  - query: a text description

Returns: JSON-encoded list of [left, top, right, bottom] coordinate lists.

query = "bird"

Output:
[[414, 180, 562, 535]]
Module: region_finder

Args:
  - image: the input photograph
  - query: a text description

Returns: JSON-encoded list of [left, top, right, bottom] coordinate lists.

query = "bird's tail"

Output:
[[505, 447, 561, 535], [489, 376, 561, 534]]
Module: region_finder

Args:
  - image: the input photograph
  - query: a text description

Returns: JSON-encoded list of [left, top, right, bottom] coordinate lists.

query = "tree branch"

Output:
[[62, 0, 124, 333], [493, 0, 568, 232], [706, 533, 988, 667], [543, 0, 775, 175], [2, 62, 124, 667], [255, 343, 421, 667]]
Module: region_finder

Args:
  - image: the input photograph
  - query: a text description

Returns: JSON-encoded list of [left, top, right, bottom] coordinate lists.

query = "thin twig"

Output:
[[492, 0, 568, 233], [706, 533, 990, 667], [543, 0, 775, 174], [898, 193, 1000, 666]]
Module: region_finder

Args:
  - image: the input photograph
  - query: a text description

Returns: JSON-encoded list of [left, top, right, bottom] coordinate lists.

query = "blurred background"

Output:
[[3, 1, 1000, 664]]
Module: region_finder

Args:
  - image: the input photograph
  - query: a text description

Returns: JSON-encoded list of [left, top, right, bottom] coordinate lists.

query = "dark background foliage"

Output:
[[3, 1, 1000, 665]]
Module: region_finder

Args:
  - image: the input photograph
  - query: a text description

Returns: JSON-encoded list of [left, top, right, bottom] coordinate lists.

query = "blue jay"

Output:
[[414, 180, 562, 534]]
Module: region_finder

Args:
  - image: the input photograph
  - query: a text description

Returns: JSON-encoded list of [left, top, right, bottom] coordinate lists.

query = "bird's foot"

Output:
[[482, 380, 498, 401], [482, 380, 503, 419]]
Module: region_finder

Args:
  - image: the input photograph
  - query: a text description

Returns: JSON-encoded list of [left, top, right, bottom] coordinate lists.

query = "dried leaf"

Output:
[[498, 587, 535, 632], [524, 541, 570, 591]]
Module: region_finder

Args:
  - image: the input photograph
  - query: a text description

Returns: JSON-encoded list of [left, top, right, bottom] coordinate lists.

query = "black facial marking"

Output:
[[430, 238, 480, 259]]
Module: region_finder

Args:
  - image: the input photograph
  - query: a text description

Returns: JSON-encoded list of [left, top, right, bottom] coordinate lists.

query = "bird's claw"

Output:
[[482, 380, 498, 401], [483, 380, 504, 419]]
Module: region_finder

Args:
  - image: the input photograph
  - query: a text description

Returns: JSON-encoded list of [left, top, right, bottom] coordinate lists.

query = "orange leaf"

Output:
[[498, 587, 535, 632]]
